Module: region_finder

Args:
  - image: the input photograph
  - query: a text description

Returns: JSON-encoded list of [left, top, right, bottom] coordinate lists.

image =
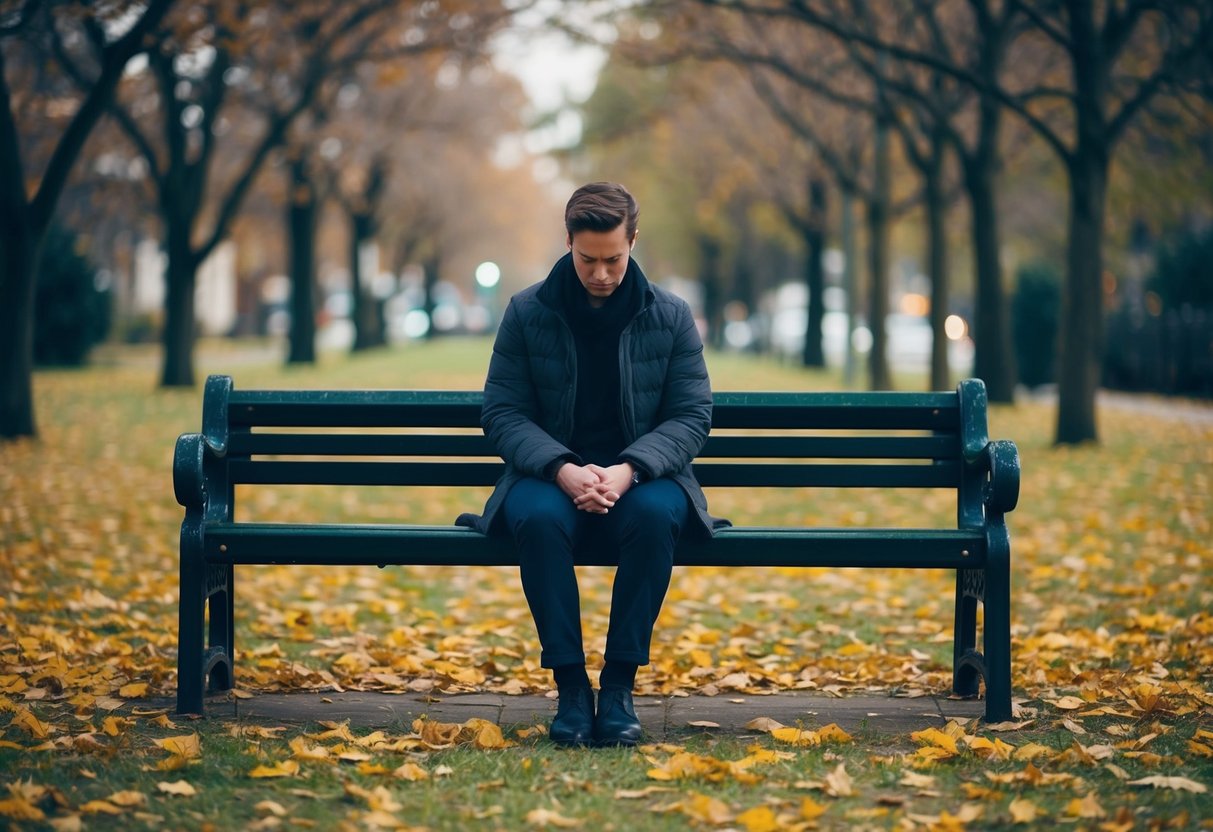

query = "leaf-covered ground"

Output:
[[1, 338, 1211, 830]]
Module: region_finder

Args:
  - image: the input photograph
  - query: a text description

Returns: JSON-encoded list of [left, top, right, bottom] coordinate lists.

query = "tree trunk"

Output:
[[697, 234, 725, 349], [867, 112, 892, 390], [422, 251, 441, 341], [802, 177, 827, 368], [959, 26, 1017, 404], [287, 157, 317, 365], [350, 212, 383, 350], [965, 151, 1016, 403], [160, 226, 197, 387], [925, 132, 950, 391], [840, 186, 859, 386], [0, 221, 40, 438], [0, 50, 38, 438], [1055, 0, 1108, 446], [1055, 141, 1108, 444]]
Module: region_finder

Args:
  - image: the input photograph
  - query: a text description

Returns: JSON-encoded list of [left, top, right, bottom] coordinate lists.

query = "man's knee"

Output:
[[504, 479, 577, 541], [616, 481, 689, 536]]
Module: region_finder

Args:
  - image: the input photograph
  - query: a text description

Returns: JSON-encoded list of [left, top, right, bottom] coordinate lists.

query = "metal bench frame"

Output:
[[174, 374, 1020, 720]]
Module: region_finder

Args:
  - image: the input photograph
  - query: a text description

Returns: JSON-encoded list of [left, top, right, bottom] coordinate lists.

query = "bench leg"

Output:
[[177, 541, 206, 715], [982, 526, 1012, 723], [206, 564, 235, 692], [952, 570, 981, 699]]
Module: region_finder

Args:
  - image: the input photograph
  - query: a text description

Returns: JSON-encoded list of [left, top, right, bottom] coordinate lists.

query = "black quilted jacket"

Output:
[[457, 253, 726, 540]]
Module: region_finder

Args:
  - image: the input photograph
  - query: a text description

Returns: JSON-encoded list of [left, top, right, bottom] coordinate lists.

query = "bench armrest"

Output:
[[174, 432, 224, 510], [972, 439, 1020, 515]]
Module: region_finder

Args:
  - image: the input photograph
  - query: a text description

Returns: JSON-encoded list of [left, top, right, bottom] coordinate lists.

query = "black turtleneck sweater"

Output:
[[559, 256, 645, 467]]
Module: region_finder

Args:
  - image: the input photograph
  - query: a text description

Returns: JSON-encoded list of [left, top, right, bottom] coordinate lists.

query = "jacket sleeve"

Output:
[[619, 301, 712, 478], [481, 296, 577, 478]]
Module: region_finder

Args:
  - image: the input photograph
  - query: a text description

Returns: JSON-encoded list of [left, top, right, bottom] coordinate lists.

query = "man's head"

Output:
[[564, 182, 639, 307]]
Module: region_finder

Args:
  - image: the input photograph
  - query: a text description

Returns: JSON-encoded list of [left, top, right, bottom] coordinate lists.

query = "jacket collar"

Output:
[[536, 251, 654, 314]]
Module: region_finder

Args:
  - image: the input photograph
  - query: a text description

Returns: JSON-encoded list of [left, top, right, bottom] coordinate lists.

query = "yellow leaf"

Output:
[[800, 797, 827, 821], [615, 786, 672, 799], [1066, 793, 1105, 819], [1013, 742, 1054, 761], [102, 716, 134, 736], [157, 780, 197, 797], [118, 683, 148, 698], [393, 762, 429, 781], [737, 805, 780, 832], [1126, 775, 1208, 793], [816, 723, 853, 744], [413, 718, 461, 747], [967, 736, 1015, 761], [1186, 740, 1213, 758], [900, 771, 937, 788], [0, 797, 46, 821], [744, 717, 787, 732], [689, 649, 713, 667], [248, 760, 300, 779], [1008, 798, 1038, 823], [524, 807, 582, 827], [12, 707, 51, 739], [356, 762, 393, 776], [680, 792, 733, 825], [149, 714, 178, 729], [79, 800, 123, 815], [153, 734, 201, 758], [106, 791, 146, 807], [47, 815, 83, 832], [1051, 696, 1086, 710], [465, 718, 514, 749], [288, 736, 331, 761], [343, 783, 402, 813], [824, 763, 853, 797], [911, 727, 959, 755], [255, 800, 288, 817]]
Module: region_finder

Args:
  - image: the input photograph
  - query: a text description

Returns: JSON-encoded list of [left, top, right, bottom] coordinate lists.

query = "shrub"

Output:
[[34, 225, 110, 366], [1012, 261, 1061, 389]]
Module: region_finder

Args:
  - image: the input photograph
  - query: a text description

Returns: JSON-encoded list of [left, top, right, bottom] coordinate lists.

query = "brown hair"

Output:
[[564, 182, 639, 241]]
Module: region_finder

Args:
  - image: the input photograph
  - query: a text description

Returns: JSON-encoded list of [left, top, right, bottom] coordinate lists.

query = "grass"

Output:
[[1, 337, 1211, 830]]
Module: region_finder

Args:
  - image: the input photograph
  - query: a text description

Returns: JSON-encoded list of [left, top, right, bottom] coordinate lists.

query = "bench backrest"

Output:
[[189, 375, 994, 527]]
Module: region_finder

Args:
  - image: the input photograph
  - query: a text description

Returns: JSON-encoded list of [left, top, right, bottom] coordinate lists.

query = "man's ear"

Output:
[[630, 229, 639, 249], [566, 233, 573, 250]]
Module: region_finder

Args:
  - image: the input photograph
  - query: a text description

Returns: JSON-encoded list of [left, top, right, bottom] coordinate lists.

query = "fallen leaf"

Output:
[[153, 734, 201, 758], [248, 760, 301, 779], [736, 805, 780, 832], [1126, 775, 1207, 793], [524, 807, 582, 827], [824, 763, 853, 797], [106, 791, 147, 807], [156, 781, 197, 797], [1008, 798, 1038, 823], [255, 801, 288, 817], [392, 762, 429, 781]]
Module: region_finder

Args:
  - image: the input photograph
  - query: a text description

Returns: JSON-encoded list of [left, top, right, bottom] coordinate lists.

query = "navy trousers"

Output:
[[501, 476, 690, 668]]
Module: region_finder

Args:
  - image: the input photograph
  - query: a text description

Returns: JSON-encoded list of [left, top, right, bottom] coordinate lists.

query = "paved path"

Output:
[[173, 690, 986, 739]]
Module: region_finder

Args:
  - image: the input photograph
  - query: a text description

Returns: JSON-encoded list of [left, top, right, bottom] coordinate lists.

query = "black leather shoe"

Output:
[[593, 687, 643, 747], [549, 686, 594, 747]]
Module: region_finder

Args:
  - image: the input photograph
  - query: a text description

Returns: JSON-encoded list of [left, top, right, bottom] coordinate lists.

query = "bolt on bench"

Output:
[[174, 375, 1020, 720]]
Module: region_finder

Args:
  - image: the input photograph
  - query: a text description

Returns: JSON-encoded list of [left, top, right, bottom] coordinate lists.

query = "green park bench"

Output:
[[173, 374, 1020, 721]]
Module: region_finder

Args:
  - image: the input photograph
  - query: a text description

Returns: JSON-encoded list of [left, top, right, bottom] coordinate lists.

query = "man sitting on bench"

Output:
[[458, 182, 728, 747]]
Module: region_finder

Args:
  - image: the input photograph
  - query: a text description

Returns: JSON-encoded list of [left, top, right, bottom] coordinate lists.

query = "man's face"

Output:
[[567, 225, 635, 307]]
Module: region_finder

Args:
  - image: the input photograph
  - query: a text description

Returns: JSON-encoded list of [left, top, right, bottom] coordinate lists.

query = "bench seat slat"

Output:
[[205, 523, 986, 569], [228, 460, 962, 488]]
